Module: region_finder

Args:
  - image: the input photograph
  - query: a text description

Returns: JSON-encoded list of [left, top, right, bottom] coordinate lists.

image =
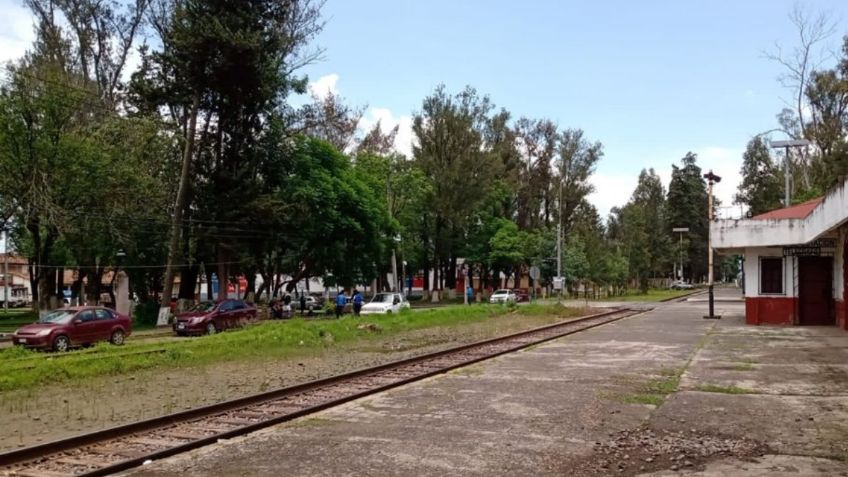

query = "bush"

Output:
[[133, 300, 160, 327]]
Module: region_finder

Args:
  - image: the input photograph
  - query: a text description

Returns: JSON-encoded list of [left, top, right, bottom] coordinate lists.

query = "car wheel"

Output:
[[52, 335, 70, 352], [205, 322, 217, 335], [110, 330, 125, 346]]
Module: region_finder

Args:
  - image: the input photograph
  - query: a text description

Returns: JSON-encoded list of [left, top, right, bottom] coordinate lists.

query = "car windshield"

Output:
[[371, 294, 395, 303], [494, 290, 509, 295], [40, 309, 76, 324], [190, 302, 216, 312]]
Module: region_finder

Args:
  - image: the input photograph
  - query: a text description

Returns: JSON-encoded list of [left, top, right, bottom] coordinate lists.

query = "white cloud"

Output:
[[358, 107, 415, 158], [0, 1, 35, 65], [307, 73, 339, 100], [589, 174, 638, 219]]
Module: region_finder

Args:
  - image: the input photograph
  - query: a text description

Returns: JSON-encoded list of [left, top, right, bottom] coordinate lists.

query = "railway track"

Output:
[[0, 307, 642, 477]]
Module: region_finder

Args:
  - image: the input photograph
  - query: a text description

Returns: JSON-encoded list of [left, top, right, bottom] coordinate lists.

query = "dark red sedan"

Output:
[[173, 299, 257, 336], [12, 306, 132, 352]]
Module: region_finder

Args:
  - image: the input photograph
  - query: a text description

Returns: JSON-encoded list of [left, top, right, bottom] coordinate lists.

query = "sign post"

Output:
[[529, 266, 540, 301]]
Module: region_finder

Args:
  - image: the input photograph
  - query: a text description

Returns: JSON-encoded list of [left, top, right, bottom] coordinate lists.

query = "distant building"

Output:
[[711, 182, 848, 327]]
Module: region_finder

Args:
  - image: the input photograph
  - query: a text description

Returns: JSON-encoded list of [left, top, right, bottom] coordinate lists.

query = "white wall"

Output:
[[743, 247, 796, 298]]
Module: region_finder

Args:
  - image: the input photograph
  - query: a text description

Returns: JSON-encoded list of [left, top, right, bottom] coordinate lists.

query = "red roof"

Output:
[[751, 197, 824, 220]]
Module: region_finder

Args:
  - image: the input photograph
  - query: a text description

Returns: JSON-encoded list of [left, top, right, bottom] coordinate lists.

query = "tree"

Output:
[[412, 85, 499, 297], [556, 129, 603, 237], [295, 90, 364, 153], [132, 0, 325, 304], [666, 153, 709, 282], [735, 136, 783, 215]]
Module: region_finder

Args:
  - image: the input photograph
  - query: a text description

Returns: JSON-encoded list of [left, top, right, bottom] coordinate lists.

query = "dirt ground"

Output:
[[0, 309, 596, 451]]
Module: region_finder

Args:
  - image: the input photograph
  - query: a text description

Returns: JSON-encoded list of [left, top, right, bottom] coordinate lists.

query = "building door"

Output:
[[798, 256, 834, 325]]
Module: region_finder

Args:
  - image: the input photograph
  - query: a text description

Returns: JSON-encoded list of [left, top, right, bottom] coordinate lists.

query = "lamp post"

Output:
[[771, 139, 811, 207], [672, 227, 689, 281], [703, 170, 722, 319]]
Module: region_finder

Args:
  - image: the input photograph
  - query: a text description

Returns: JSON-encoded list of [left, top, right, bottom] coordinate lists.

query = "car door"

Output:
[[93, 308, 116, 342], [71, 309, 98, 344], [231, 300, 246, 327], [216, 300, 233, 330]]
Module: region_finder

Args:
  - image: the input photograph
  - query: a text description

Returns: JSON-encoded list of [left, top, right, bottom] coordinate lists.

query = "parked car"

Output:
[[302, 295, 323, 312], [11, 306, 131, 352], [670, 281, 694, 290], [360, 292, 410, 315], [489, 289, 517, 304], [513, 289, 530, 302], [173, 299, 256, 336]]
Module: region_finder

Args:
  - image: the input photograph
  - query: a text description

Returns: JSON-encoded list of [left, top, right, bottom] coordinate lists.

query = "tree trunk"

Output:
[[162, 92, 201, 307], [178, 264, 198, 300], [217, 246, 228, 300]]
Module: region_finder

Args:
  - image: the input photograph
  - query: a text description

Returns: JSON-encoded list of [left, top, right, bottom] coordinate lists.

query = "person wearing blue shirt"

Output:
[[352, 290, 364, 316], [466, 286, 474, 305], [335, 290, 348, 319]]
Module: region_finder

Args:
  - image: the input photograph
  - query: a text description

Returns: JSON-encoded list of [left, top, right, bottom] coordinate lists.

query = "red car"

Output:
[[11, 306, 132, 352], [173, 299, 257, 336]]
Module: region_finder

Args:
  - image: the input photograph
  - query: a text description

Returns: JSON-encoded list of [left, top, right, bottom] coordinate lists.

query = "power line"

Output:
[[28, 260, 246, 270]]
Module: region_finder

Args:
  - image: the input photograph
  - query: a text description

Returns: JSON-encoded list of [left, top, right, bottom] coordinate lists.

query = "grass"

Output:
[[694, 383, 755, 394], [0, 310, 38, 333], [599, 288, 696, 302], [613, 366, 684, 406], [0, 302, 582, 392]]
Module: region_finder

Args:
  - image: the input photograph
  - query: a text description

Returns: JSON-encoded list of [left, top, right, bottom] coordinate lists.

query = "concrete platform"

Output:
[[122, 289, 848, 476]]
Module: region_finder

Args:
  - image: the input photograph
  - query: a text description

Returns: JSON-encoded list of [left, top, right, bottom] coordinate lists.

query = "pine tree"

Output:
[[666, 153, 709, 282], [735, 137, 783, 215]]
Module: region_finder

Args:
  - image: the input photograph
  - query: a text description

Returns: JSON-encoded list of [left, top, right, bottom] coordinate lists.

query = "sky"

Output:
[[1, 0, 847, 220]]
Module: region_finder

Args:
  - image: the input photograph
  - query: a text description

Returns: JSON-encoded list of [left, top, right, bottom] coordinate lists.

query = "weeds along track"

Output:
[[0, 308, 642, 477]]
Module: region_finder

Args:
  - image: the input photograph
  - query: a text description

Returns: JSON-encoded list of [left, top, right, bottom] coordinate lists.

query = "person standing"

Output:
[[466, 285, 474, 305], [352, 289, 363, 316], [335, 290, 347, 319], [300, 293, 307, 315]]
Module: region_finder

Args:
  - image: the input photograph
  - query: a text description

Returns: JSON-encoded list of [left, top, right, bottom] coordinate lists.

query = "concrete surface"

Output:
[[121, 288, 848, 476]]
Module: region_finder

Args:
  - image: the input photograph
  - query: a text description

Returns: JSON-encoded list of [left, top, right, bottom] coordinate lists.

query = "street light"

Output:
[[771, 139, 811, 207], [703, 170, 721, 320], [672, 227, 689, 281]]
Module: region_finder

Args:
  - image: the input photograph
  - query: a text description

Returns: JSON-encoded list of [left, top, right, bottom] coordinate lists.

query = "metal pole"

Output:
[[679, 232, 683, 280], [2, 229, 7, 314], [784, 146, 791, 207], [707, 181, 715, 317], [556, 222, 562, 295]]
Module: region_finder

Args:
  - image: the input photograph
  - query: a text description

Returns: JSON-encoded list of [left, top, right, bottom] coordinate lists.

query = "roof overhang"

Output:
[[711, 179, 848, 250]]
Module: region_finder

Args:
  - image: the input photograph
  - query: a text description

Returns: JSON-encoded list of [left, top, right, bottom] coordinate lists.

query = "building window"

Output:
[[760, 257, 783, 294]]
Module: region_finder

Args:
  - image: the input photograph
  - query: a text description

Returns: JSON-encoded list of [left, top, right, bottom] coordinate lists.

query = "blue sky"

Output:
[[296, 0, 848, 217], [1, 0, 846, 217]]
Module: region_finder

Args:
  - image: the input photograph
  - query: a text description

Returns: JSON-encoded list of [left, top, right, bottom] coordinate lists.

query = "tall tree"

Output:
[[412, 85, 498, 297], [735, 136, 784, 215], [666, 153, 709, 282]]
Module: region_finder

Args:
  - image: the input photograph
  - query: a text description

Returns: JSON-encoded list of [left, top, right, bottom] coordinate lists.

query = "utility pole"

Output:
[[556, 222, 562, 292], [2, 229, 7, 314], [703, 170, 722, 319], [672, 227, 689, 282], [771, 139, 811, 207]]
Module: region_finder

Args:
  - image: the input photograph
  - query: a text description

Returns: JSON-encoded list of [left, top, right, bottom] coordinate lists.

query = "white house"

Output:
[[710, 180, 848, 327]]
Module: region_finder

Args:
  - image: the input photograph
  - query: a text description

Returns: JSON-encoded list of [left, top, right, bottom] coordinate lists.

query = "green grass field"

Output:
[[0, 310, 37, 333], [0, 303, 583, 392]]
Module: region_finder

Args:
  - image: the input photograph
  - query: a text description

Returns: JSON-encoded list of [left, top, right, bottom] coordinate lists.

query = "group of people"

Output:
[[270, 293, 309, 320], [334, 289, 364, 318]]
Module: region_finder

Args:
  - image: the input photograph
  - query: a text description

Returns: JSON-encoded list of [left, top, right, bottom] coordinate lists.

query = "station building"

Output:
[[711, 180, 848, 328]]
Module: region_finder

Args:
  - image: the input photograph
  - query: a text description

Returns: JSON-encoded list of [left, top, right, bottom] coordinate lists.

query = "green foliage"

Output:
[[666, 153, 709, 282], [735, 137, 783, 216]]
